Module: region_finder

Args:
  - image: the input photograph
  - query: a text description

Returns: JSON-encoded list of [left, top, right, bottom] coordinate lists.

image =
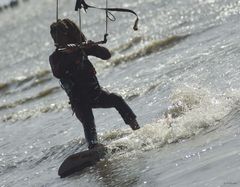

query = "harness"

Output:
[[58, 50, 98, 97]]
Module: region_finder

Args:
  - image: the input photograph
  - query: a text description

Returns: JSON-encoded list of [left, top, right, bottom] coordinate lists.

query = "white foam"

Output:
[[102, 85, 236, 159]]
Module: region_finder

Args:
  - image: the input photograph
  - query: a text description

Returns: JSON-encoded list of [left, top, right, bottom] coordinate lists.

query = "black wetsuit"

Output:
[[49, 45, 136, 148]]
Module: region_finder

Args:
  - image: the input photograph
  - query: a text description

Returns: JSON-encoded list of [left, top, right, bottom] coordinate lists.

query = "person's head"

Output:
[[50, 18, 86, 47]]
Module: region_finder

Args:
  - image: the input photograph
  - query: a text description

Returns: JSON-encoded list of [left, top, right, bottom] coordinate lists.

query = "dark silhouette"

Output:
[[49, 19, 140, 149]]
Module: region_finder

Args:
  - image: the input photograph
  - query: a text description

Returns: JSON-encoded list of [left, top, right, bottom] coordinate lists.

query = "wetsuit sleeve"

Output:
[[49, 53, 64, 79], [85, 45, 111, 60]]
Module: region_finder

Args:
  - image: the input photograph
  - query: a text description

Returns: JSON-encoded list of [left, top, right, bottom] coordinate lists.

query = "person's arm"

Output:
[[84, 43, 111, 60]]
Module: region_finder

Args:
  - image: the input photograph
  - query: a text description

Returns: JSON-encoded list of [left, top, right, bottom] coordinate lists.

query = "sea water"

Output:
[[0, 0, 240, 186]]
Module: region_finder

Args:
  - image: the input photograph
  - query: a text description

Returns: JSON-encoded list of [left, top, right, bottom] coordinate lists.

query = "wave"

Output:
[[0, 86, 60, 112], [4, 86, 237, 177], [0, 82, 7, 91], [24, 86, 239, 165], [0, 69, 51, 96], [110, 36, 143, 54], [101, 86, 238, 158], [113, 79, 163, 101], [108, 35, 189, 66], [1, 100, 68, 123]]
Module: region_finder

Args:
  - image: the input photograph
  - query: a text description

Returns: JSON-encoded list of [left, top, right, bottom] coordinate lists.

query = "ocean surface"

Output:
[[1, 0, 240, 186]]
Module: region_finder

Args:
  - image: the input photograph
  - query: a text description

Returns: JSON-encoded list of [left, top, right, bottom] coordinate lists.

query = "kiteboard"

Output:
[[58, 144, 107, 178]]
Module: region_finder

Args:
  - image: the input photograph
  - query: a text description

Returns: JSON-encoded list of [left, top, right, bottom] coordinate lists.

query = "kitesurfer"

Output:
[[49, 18, 140, 149]]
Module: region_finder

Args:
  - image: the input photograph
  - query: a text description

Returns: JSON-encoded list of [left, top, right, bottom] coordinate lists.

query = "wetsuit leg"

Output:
[[92, 90, 136, 125], [71, 101, 98, 149]]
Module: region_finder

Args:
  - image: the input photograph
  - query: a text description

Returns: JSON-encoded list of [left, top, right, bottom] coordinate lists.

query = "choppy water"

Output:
[[1, 0, 240, 186]]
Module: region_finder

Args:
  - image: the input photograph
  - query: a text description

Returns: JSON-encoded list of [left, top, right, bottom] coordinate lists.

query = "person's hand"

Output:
[[84, 40, 96, 48]]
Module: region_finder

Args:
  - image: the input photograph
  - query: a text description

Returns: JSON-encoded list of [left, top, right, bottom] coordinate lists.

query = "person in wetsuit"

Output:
[[49, 19, 140, 149]]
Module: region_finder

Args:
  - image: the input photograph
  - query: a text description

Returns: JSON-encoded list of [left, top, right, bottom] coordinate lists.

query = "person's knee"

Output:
[[73, 106, 94, 124], [110, 93, 124, 106]]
